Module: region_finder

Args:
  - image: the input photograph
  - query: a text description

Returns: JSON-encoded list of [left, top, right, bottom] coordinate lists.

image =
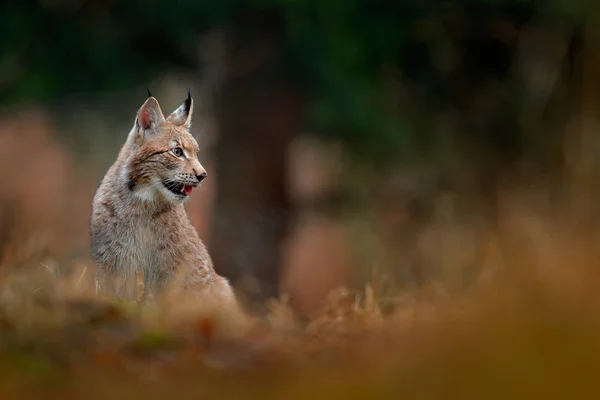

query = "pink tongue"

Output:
[[184, 185, 193, 196]]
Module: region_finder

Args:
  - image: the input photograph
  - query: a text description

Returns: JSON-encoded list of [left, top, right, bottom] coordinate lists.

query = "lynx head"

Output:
[[124, 90, 207, 205]]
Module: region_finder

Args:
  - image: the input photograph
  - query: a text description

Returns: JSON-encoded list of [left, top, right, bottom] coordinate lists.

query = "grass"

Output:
[[2, 199, 600, 399]]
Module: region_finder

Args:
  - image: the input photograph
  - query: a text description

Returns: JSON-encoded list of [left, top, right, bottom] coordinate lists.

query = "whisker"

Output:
[[147, 179, 173, 189], [135, 178, 188, 194]]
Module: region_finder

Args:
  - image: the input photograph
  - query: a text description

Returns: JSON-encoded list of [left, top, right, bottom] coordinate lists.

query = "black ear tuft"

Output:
[[147, 88, 152, 98], [184, 89, 192, 115], [166, 90, 193, 128]]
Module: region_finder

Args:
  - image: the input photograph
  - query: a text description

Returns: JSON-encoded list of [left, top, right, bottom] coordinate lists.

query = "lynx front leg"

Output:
[[95, 266, 139, 300], [142, 268, 174, 302]]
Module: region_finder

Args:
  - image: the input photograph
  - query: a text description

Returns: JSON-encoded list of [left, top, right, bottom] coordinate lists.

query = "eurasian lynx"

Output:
[[90, 91, 235, 306]]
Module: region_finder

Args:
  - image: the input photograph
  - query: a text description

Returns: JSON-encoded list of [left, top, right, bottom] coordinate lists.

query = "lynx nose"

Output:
[[196, 172, 208, 182]]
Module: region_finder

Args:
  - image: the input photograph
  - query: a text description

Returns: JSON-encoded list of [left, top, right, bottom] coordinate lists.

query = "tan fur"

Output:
[[90, 93, 236, 306]]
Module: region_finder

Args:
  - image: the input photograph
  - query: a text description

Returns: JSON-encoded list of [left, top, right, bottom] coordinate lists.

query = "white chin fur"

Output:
[[157, 184, 189, 204], [134, 182, 187, 205], [134, 185, 159, 202]]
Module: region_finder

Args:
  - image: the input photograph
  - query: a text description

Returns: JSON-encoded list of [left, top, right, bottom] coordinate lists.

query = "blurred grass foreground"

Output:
[[1, 193, 600, 399], [4, 0, 600, 399]]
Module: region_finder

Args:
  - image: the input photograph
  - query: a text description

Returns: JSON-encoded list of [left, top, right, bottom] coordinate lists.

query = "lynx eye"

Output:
[[171, 147, 184, 158]]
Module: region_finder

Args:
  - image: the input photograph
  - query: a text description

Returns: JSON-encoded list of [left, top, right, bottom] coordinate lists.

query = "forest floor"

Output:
[[0, 245, 599, 400]]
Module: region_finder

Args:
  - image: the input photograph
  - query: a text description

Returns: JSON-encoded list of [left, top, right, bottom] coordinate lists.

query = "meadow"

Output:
[[1, 186, 599, 399], [1, 2, 598, 395]]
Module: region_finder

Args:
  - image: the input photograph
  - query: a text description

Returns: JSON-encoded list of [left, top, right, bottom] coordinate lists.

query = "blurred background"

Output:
[[1, 0, 598, 314]]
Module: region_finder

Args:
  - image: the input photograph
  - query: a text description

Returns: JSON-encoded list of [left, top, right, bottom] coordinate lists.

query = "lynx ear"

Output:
[[136, 96, 165, 136], [166, 90, 193, 130]]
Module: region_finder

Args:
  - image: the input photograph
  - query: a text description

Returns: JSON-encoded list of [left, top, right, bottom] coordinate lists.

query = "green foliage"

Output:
[[0, 0, 587, 164], [1, 1, 209, 103], [131, 331, 178, 355]]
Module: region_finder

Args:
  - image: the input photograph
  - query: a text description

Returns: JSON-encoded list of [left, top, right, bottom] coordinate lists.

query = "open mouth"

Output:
[[162, 181, 195, 197]]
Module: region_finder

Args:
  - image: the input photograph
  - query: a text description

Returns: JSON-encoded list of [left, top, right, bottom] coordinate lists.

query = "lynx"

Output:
[[90, 91, 235, 305]]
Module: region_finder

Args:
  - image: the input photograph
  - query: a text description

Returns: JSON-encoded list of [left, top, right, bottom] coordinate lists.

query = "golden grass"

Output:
[[1, 172, 600, 399], [1, 202, 600, 400]]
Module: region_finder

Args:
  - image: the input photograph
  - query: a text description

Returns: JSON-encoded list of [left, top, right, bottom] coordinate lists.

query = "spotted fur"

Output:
[[90, 93, 236, 305]]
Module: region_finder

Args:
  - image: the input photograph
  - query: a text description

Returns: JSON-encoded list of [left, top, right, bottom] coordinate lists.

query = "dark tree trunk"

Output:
[[210, 27, 303, 303]]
